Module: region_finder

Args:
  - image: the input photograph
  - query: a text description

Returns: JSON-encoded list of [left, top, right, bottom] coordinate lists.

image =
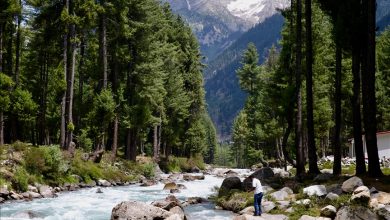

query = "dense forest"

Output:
[[0, 0, 217, 163], [230, 0, 390, 178]]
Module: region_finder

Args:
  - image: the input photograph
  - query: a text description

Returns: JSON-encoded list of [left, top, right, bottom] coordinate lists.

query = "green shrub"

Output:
[[141, 163, 155, 178], [71, 157, 103, 182], [13, 167, 29, 192], [12, 141, 29, 152], [25, 145, 68, 182], [160, 156, 205, 173], [76, 129, 93, 152]]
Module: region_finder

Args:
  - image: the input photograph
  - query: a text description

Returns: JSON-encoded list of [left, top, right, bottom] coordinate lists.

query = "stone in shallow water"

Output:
[[111, 201, 173, 220]]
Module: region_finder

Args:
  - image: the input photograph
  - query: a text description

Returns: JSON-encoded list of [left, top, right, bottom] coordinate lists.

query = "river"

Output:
[[0, 172, 245, 220]]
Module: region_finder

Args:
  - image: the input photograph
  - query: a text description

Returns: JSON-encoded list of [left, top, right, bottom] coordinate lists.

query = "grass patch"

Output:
[[159, 156, 205, 173]]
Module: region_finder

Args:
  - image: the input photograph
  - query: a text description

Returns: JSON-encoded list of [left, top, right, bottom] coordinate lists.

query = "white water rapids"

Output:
[[0, 170, 250, 220]]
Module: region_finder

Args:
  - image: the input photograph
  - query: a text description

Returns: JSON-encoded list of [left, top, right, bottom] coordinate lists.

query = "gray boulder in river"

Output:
[[111, 201, 173, 220]]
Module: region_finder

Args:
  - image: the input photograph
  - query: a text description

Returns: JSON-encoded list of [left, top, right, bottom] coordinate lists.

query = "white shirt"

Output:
[[252, 178, 263, 194]]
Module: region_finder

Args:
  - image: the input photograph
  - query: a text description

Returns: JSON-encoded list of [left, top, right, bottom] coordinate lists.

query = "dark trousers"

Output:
[[254, 192, 263, 215]]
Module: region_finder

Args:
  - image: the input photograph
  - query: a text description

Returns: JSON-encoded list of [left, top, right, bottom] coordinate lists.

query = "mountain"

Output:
[[165, 0, 289, 60], [205, 14, 285, 139]]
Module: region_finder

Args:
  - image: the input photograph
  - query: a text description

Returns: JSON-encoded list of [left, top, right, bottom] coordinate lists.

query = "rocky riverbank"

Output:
[[214, 167, 390, 220]]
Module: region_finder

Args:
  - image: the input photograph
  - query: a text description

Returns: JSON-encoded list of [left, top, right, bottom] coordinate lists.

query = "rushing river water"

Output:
[[0, 173, 242, 220]]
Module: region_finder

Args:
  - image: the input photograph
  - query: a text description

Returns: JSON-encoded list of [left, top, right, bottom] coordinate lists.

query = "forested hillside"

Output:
[[205, 14, 285, 138], [0, 0, 216, 163]]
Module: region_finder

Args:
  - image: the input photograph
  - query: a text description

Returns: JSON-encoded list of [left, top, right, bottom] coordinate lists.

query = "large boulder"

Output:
[[97, 179, 112, 187], [299, 215, 331, 220], [169, 206, 185, 220], [38, 185, 54, 198], [351, 186, 370, 205], [326, 184, 343, 195], [325, 192, 339, 201], [321, 205, 337, 218], [377, 205, 390, 220], [243, 167, 274, 191], [303, 185, 327, 197], [270, 190, 289, 201], [152, 195, 182, 210], [341, 176, 363, 193], [219, 177, 242, 197], [335, 206, 380, 220], [262, 201, 276, 212], [372, 192, 390, 205], [183, 174, 205, 181], [233, 213, 288, 220], [164, 182, 178, 190], [111, 201, 173, 220]]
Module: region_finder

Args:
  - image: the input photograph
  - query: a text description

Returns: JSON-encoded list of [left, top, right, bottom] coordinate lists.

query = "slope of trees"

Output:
[[0, 0, 216, 163], [231, 0, 389, 178]]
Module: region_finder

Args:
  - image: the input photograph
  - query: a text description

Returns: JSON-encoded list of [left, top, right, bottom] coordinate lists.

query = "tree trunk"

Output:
[[0, 24, 3, 145], [99, 1, 108, 90], [60, 0, 68, 148], [305, 0, 320, 175], [333, 44, 342, 175], [65, 0, 76, 150], [0, 112, 3, 146], [15, 2, 21, 86], [125, 128, 137, 161], [351, 43, 366, 175], [282, 117, 297, 167], [111, 114, 118, 160], [295, 0, 305, 178], [361, 0, 383, 177], [153, 125, 159, 161]]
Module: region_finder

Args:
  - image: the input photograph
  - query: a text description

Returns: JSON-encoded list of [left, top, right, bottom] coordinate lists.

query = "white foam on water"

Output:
[[0, 174, 238, 220]]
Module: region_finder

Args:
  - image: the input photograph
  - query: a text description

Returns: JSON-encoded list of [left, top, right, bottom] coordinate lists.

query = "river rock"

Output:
[[190, 166, 201, 173], [169, 206, 185, 220], [27, 185, 38, 193], [0, 186, 10, 197], [10, 191, 23, 200], [186, 197, 207, 205], [219, 177, 242, 197], [38, 185, 54, 198], [28, 191, 42, 198], [270, 190, 289, 201], [276, 201, 290, 210], [342, 176, 363, 193], [299, 215, 331, 220], [11, 210, 43, 219], [164, 182, 178, 190], [140, 179, 157, 187], [170, 189, 180, 193], [295, 199, 311, 207], [325, 192, 339, 201], [96, 188, 103, 193], [183, 174, 205, 181], [152, 195, 182, 210], [166, 214, 182, 220], [280, 187, 293, 195], [377, 205, 390, 219], [0, 197, 4, 203], [351, 186, 370, 205], [111, 201, 173, 220], [335, 206, 379, 220], [303, 185, 327, 197], [234, 213, 288, 220], [262, 201, 276, 212], [224, 170, 239, 177], [242, 167, 274, 191], [177, 184, 187, 190], [326, 184, 343, 195], [321, 205, 337, 218], [372, 192, 390, 205], [97, 179, 111, 187], [239, 206, 255, 215]]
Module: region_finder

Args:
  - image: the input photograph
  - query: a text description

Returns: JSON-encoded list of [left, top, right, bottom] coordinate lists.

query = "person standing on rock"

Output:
[[249, 176, 263, 216]]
